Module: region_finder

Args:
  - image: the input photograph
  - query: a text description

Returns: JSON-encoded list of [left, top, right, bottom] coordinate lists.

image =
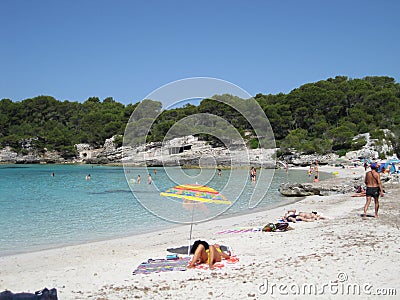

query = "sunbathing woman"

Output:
[[187, 240, 230, 270], [283, 209, 327, 222], [298, 211, 327, 221], [282, 209, 301, 222]]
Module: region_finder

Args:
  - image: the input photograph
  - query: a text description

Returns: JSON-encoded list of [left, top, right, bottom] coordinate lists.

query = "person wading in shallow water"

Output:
[[363, 163, 384, 219]]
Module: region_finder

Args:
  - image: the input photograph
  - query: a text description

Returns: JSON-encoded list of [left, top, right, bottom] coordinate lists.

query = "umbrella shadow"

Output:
[[167, 244, 228, 255]]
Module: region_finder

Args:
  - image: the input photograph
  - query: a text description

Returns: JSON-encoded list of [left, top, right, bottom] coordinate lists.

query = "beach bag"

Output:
[[275, 222, 289, 231], [262, 223, 277, 232], [262, 222, 289, 232], [0, 288, 57, 300]]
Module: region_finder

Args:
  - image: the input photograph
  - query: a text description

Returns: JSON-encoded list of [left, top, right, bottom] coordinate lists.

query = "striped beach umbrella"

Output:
[[160, 184, 231, 255], [160, 184, 231, 205]]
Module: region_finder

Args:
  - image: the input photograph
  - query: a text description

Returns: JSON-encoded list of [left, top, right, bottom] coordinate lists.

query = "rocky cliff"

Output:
[[0, 146, 64, 164], [1, 131, 397, 167], [88, 135, 277, 167]]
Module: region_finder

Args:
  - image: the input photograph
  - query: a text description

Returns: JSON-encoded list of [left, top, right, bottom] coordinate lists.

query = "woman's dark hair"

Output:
[[190, 240, 209, 254]]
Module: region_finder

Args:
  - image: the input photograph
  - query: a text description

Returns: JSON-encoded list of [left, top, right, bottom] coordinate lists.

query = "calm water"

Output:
[[0, 164, 330, 256]]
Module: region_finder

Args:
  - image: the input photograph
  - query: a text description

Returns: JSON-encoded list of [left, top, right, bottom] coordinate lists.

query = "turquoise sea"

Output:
[[0, 164, 330, 256]]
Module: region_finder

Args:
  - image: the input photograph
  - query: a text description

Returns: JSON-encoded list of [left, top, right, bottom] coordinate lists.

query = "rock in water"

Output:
[[278, 183, 320, 197]]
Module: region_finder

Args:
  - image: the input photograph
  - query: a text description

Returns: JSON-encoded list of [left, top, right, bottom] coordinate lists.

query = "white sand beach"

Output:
[[1, 166, 399, 299]]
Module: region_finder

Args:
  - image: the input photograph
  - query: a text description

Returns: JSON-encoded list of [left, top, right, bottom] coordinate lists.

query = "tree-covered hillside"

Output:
[[255, 76, 400, 156], [0, 96, 137, 157], [1, 76, 399, 158]]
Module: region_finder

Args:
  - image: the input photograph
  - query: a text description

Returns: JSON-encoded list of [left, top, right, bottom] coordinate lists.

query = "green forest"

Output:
[[1, 76, 399, 159]]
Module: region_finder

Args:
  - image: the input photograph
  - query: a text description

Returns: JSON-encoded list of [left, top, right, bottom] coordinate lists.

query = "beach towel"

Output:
[[0, 288, 57, 300], [132, 257, 190, 275], [190, 255, 240, 270], [278, 218, 302, 223], [215, 227, 262, 234]]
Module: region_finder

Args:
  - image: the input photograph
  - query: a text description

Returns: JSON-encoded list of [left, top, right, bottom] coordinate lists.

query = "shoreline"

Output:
[[0, 162, 282, 170], [0, 193, 306, 259], [1, 165, 399, 299], [0, 177, 306, 258], [0, 166, 326, 258]]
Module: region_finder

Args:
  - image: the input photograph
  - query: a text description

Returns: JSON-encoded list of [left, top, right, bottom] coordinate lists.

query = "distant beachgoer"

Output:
[[148, 174, 152, 184], [187, 240, 230, 270], [51, 172, 55, 177], [253, 167, 257, 182], [307, 166, 313, 177], [153, 169, 157, 176], [364, 161, 368, 171], [356, 185, 365, 193], [314, 161, 319, 176], [282, 209, 326, 222], [282, 210, 301, 222], [136, 175, 141, 184], [86, 174, 91, 180], [383, 166, 389, 174], [352, 185, 366, 197], [363, 163, 384, 218], [313, 175, 319, 183], [285, 163, 289, 173], [299, 211, 326, 221], [218, 168, 222, 176]]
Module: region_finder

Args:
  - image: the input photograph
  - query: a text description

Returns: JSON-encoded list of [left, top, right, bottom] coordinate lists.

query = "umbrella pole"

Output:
[[188, 205, 194, 256]]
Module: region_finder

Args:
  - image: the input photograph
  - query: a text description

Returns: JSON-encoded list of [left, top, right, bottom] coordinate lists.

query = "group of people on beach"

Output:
[[307, 161, 320, 182], [185, 159, 389, 271], [187, 208, 325, 269], [167, 159, 389, 271]]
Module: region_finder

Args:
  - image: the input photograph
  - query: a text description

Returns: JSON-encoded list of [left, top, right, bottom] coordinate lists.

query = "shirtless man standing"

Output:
[[363, 163, 384, 218]]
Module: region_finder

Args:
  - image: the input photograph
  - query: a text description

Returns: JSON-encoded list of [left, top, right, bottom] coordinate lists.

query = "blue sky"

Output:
[[1, 0, 399, 105]]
